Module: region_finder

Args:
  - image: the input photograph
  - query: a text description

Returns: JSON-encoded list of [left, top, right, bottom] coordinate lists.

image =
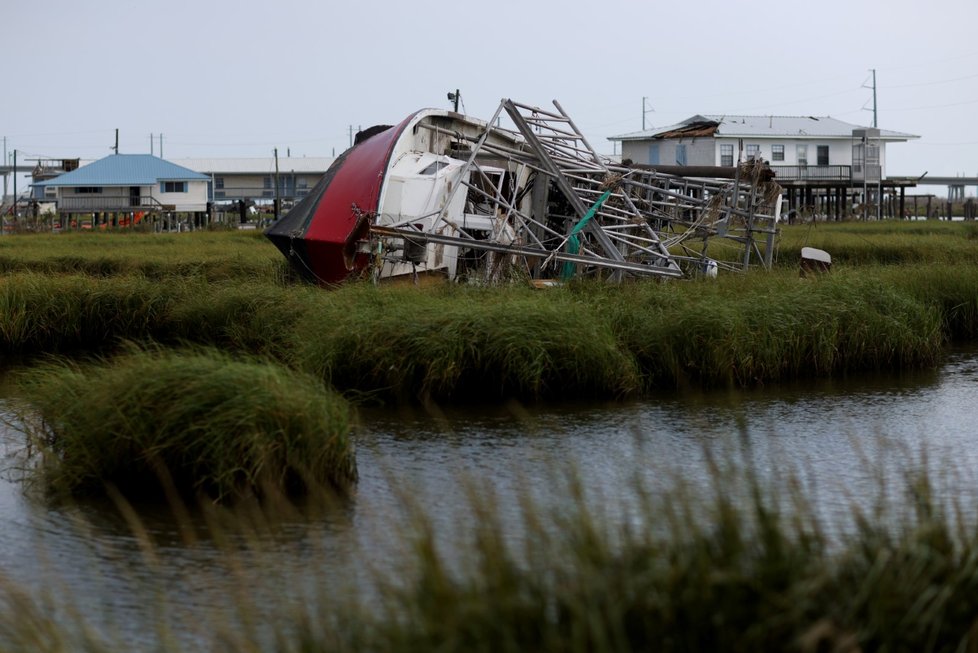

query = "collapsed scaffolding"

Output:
[[367, 98, 783, 284]]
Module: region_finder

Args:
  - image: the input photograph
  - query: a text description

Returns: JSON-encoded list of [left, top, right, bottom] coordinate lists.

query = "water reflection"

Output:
[[1, 348, 977, 649]]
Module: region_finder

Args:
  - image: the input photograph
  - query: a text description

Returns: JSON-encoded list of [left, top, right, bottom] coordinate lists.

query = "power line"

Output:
[[886, 72, 978, 89], [884, 97, 978, 112]]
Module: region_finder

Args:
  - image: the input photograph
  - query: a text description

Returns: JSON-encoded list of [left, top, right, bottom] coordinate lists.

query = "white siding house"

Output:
[[610, 115, 917, 183]]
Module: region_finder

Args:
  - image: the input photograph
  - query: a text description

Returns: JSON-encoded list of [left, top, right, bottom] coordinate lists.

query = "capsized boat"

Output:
[[266, 99, 782, 286]]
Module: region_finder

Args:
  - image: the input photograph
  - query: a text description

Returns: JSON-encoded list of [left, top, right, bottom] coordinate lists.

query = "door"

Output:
[[817, 145, 829, 166], [130, 186, 140, 207]]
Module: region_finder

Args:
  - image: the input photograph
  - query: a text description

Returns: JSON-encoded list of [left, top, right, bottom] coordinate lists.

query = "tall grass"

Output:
[[0, 230, 282, 281], [0, 273, 175, 359], [288, 283, 642, 402], [777, 220, 978, 266], [337, 467, 978, 653], [10, 347, 356, 501], [4, 451, 978, 651], [578, 270, 946, 390], [0, 265, 974, 400], [0, 227, 977, 400]]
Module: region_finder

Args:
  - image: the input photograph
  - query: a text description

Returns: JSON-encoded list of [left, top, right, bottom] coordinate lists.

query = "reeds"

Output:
[[777, 220, 978, 266], [288, 283, 642, 402], [578, 269, 945, 390], [0, 266, 968, 400], [0, 227, 975, 401], [0, 230, 282, 281], [11, 347, 356, 501], [4, 451, 978, 652], [288, 462, 978, 653]]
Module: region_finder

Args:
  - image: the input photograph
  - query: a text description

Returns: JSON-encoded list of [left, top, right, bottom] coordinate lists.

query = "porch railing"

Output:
[[771, 165, 852, 182], [54, 196, 171, 212]]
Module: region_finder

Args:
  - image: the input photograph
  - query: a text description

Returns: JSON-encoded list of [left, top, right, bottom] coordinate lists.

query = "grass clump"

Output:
[[12, 347, 357, 502], [290, 283, 641, 402], [582, 270, 944, 391], [0, 273, 174, 359]]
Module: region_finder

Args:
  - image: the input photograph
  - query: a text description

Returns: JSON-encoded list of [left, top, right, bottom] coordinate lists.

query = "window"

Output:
[[75, 186, 102, 194], [746, 144, 760, 160], [215, 176, 224, 190], [771, 144, 785, 161], [648, 143, 660, 165], [675, 144, 687, 166], [796, 145, 808, 166], [263, 176, 272, 190], [161, 181, 187, 193], [419, 161, 448, 175], [720, 144, 734, 167], [817, 145, 829, 166], [852, 143, 864, 173]]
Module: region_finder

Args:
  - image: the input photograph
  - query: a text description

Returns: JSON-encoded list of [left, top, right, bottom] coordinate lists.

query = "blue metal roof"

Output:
[[35, 154, 210, 187]]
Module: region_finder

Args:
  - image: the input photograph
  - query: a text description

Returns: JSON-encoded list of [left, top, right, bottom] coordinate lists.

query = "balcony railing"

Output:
[[771, 165, 852, 182], [212, 185, 312, 202]]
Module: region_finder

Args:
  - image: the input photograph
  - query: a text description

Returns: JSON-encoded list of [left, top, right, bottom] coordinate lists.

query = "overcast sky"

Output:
[[5, 0, 977, 187]]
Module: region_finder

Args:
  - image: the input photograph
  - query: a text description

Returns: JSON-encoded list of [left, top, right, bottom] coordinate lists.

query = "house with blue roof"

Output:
[[34, 154, 210, 215]]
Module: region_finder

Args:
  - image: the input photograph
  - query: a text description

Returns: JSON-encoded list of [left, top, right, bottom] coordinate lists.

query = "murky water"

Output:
[[2, 348, 977, 649]]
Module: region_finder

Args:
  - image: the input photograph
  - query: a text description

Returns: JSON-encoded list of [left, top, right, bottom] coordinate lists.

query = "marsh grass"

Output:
[[5, 449, 978, 652], [289, 283, 641, 402], [0, 225, 976, 400], [580, 270, 945, 390], [0, 273, 175, 359], [10, 347, 357, 501], [0, 266, 969, 400], [293, 461, 978, 653], [0, 231, 282, 281], [777, 220, 978, 266]]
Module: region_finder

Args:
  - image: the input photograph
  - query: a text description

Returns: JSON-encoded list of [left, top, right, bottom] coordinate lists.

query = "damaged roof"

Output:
[[611, 115, 918, 142]]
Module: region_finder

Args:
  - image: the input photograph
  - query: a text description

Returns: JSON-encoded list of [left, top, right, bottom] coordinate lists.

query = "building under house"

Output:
[[610, 115, 919, 219], [171, 157, 334, 209]]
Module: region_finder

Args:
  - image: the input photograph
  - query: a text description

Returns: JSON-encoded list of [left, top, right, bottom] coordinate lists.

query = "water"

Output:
[[2, 349, 978, 649]]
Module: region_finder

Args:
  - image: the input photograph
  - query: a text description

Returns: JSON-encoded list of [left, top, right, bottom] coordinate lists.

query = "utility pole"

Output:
[[150, 133, 154, 155], [349, 125, 354, 148], [452, 88, 460, 113], [114, 129, 119, 154], [863, 69, 878, 128], [12, 150, 16, 217], [642, 97, 654, 131], [2, 137, 7, 200], [871, 68, 877, 128], [159, 134, 163, 159], [274, 147, 281, 222]]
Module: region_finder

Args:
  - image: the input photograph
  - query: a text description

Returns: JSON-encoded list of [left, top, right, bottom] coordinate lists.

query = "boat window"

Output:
[[419, 160, 449, 176]]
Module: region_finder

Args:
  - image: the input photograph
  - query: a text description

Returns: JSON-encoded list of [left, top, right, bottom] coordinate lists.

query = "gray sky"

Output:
[[5, 0, 977, 185]]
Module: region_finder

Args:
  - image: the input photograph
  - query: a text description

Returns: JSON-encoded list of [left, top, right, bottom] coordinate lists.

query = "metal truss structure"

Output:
[[368, 98, 783, 284]]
